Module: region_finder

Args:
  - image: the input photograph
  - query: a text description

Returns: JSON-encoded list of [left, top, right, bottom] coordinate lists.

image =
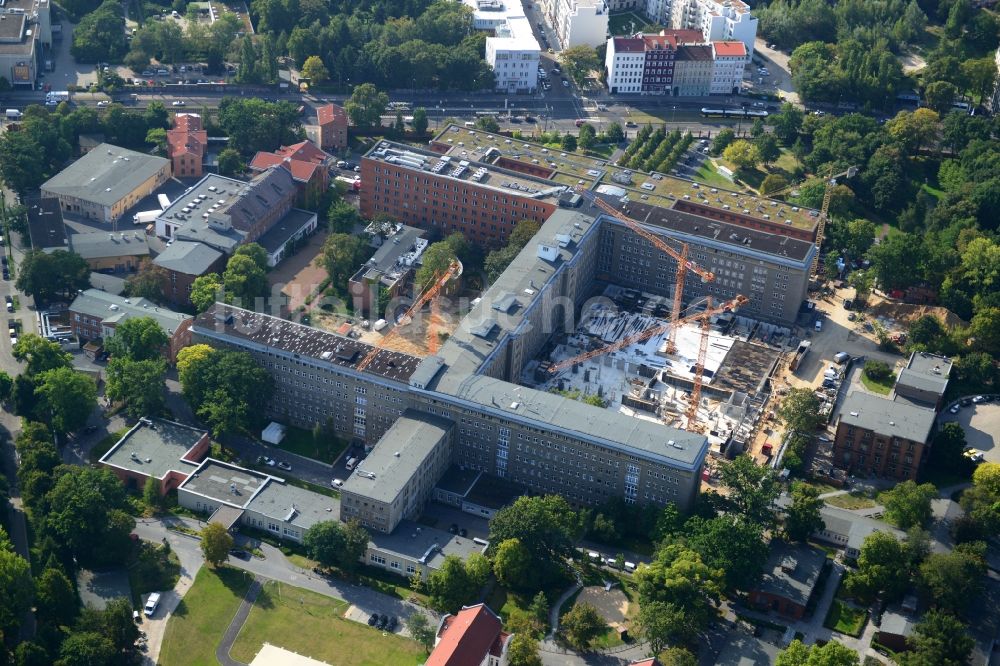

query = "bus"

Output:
[[475, 110, 500, 117], [387, 101, 411, 111], [701, 107, 769, 118]]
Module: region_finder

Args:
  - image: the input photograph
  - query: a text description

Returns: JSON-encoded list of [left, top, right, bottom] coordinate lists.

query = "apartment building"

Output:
[[605, 37, 646, 94], [832, 392, 936, 481], [465, 0, 541, 93], [646, 0, 757, 57], [41, 144, 171, 223], [316, 103, 348, 151], [671, 44, 713, 96], [0, 0, 51, 88], [539, 0, 609, 48], [167, 114, 207, 179], [605, 31, 745, 96], [710, 40, 747, 94]]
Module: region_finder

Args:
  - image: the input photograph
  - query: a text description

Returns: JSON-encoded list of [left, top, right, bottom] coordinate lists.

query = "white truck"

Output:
[[45, 91, 69, 106], [5, 109, 22, 120], [143, 592, 161, 617], [132, 209, 162, 225]]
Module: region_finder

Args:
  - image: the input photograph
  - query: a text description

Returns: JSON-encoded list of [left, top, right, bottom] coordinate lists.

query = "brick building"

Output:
[[748, 542, 826, 619], [99, 418, 210, 495], [316, 103, 348, 150], [249, 140, 332, 208], [152, 240, 226, 307], [69, 289, 193, 363], [428, 604, 511, 666], [167, 114, 207, 178]]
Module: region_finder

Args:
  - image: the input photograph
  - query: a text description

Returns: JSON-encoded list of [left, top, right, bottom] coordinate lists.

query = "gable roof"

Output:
[[838, 391, 935, 443], [153, 240, 224, 275], [41, 144, 169, 207], [316, 103, 346, 126], [249, 140, 330, 184], [427, 604, 506, 666], [68, 230, 150, 260]]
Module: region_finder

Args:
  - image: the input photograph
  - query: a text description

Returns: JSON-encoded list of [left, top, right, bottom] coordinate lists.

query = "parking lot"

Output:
[[939, 402, 1000, 464]]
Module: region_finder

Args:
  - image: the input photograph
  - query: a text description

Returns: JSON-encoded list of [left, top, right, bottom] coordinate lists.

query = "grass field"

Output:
[[160, 566, 254, 666], [825, 491, 877, 510], [273, 425, 348, 465], [824, 599, 868, 637], [229, 581, 425, 665], [608, 11, 652, 35], [692, 160, 736, 188], [861, 371, 895, 395]]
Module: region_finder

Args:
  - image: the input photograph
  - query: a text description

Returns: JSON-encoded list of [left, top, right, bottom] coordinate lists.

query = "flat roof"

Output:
[[342, 409, 453, 504], [245, 480, 340, 533], [100, 418, 207, 480], [355, 223, 427, 286], [257, 208, 316, 254], [68, 230, 150, 260], [178, 459, 270, 508], [430, 124, 819, 233], [839, 391, 936, 443], [194, 304, 422, 384], [435, 465, 481, 496], [0, 13, 27, 43], [69, 289, 191, 335], [368, 520, 487, 569], [26, 197, 67, 251], [755, 541, 826, 606], [157, 173, 246, 228], [41, 144, 169, 207]]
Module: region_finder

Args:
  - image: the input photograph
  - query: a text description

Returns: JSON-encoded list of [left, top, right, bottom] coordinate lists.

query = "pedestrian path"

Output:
[[216, 575, 264, 666]]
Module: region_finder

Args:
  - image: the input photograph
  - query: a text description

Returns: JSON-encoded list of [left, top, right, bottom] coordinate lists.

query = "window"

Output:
[[370, 554, 386, 565]]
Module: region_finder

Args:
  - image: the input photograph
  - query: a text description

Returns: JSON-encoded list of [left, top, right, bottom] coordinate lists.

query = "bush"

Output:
[[863, 360, 892, 382]]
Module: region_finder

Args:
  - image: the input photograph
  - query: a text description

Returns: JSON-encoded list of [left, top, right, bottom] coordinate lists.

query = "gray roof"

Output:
[[435, 465, 481, 496], [353, 224, 426, 287], [174, 218, 243, 254], [153, 241, 223, 276], [816, 505, 903, 551], [68, 230, 150, 260], [178, 459, 269, 508], [342, 409, 453, 504], [367, 519, 487, 570], [100, 418, 207, 480], [754, 541, 826, 606], [905, 351, 953, 379], [894, 368, 948, 395], [245, 480, 340, 533], [26, 198, 67, 251], [69, 289, 192, 336], [88, 272, 127, 296], [41, 144, 169, 207], [838, 392, 936, 443], [226, 166, 296, 233], [257, 208, 317, 254], [879, 610, 916, 638]]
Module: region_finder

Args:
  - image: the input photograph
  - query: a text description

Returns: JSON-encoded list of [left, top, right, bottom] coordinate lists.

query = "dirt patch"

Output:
[[900, 51, 927, 74], [576, 585, 630, 627], [867, 299, 967, 329]]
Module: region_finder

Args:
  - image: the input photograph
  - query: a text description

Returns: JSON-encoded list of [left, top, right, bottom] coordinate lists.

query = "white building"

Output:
[[669, 0, 757, 57], [605, 37, 646, 94], [465, 0, 541, 93], [710, 40, 747, 94], [540, 0, 609, 49]]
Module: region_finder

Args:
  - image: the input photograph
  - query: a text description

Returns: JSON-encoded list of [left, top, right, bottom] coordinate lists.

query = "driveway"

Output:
[[752, 40, 799, 106], [938, 403, 1000, 463]]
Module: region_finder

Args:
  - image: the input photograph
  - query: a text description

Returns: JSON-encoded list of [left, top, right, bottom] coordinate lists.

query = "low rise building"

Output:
[[892, 351, 952, 409], [429, 603, 511, 666], [316, 103, 348, 151], [67, 230, 150, 273], [812, 505, 903, 559], [748, 541, 826, 619], [0, 0, 51, 89], [99, 418, 210, 495], [347, 223, 427, 318], [152, 240, 226, 307], [249, 140, 332, 208], [833, 391, 936, 481], [41, 144, 171, 224], [876, 610, 917, 653], [167, 114, 208, 179], [26, 197, 67, 252], [365, 521, 488, 578], [540, 0, 609, 48], [69, 289, 193, 363]]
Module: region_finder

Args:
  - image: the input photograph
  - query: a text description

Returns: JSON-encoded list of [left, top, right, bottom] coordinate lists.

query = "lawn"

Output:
[[861, 371, 895, 395], [824, 599, 868, 637], [692, 160, 736, 189], [160, 566, 254, 666], [274, 425, 348, 465], [88, 428, 129, 463], [825, 491, 877, 510], [608, 11, 655, 35], [229, 581, 425, 666]]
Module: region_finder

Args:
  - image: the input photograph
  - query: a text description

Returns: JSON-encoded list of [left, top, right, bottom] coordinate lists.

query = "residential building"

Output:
[[152, 240, 226, 307], [465, 0, 541, 93], [41, 144, 172, 223], [67, 230, 150, 273], [347, 222, 428, 318], [249, 140, 333, 208], [666, 0, 757, 57], [892, 352, 952, 409], [99, 418, 210, 495], [811, 505, 903, 559], [710, 40, 747, 94], [832, 391, 937, 481], [748, 541, 826, 619], [166, 114, 207, 179], [540, 0, 609, 48], [875, 609, 917, 653], [428, 604, 511, 666], [316, 103, 348, 151], [671, 44, 713, 95], [69, 289, 193, 363], [25, 197, 67, 252], [339, 410, 454, 534], [156, 167, 318, 267], [0, 0, 51, 88], [605, 37, 646, 94]]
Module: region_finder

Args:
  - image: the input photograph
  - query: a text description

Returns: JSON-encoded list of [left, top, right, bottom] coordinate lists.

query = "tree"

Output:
[[755, 133, 781, 166], [918, 544, 986, 615], [882, 480, 936, 529], [190, 273, 224, 313], [785, 482, 825, 541], [776, 388, 825, 435], [558, 45, 599, 84], [146, 127, 168, 153], [604, 122, 625, 143], [303, 520, 368, 573], [843, 531, 911, 602], [577, 123, 596, 150], [412, 107, 429, 136], [723, 140, 761, 170], [771, 103, 804, 144], [968, 307, 1000, 354], [12, 334, 72, 377], [636, 600, 680, 655], [217, 148, 244, 177], [529, 590, 549, 629], [302, 55, 330, 84], [475, 116, 500, 132], [776, 639, 859, 666], [233, 242, 269, 272], [426, 555, 477, 612], [35, 367, 97, 435], [105, 316, 169, 362], [961, 56, 997, 103], [414, 238, 460, 293], [322, 233, 369, 298], [15, 250, 90, 305], [561, 133, 578, 152], [0, 535, 33, 641], [863, 359, 892, 383], [105, 357, 166, 418], [492, 537, 535, 590], [559, 602, 605, 650], [485, 220, 541, 282], [868, 232, 926, 291], [143, 475, 162, 512], [44, 466, 134, 566], [924, 81, 959, 113], [507, 633, 542, 666], [717, 455, 780, 526], [125, 261, 166, 301], [761, 173, 789, 195], [57, 632, 116, 666], [843, 219, 878, 260], [685, 515, 768, 590], [179, 348, 274, 436], [711, 128, 736, 155], [659, 647, 698, 666], [900, 610, 974, 666], [236, 35, 257, 83], [15, 642, 50, 666], [223, 253, 268, 305], [635, 544, 722, 642], [217, 98, 304, 155], [406, 612, 436, 652], [345, 83, 388, 129], [201, 522, 234, 566], [489, 495, 578, 565], [328, 200, 362, 234]]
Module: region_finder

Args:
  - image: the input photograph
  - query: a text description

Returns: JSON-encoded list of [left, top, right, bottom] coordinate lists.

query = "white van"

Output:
[[143, 592, 161, 617], [464, 121, 475, 128], [624, 561, 636, 572], [345, 457, 358, 471], [815, 319, 823, 332]]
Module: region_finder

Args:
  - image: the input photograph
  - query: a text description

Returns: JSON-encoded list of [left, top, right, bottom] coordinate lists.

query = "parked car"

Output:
[[229, 549, 250, 560], [5, 296, 12, 312], [367, 613, 379, 626], [171, 100, 186, 106], [97, 100, 110, 107], [331, 478, 343, 487], [949, 404, 961, 414], [276, 461, 292, 471], [386, 616, 398, 632], [972, 395, 986, 404], [377, 614, 389, 630], [961, 398, 973, 407], [256, 455, 276, 466]]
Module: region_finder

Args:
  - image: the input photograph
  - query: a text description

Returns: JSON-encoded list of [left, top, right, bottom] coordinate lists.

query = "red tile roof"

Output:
[[642, 34, 679, 50], [427, 604, 507, 666], [659, 29, 706, 43], [276, 140, 329, 165], [249, 139, 331, 183], [167, 114, 206, 159], [612, 37, 645, 53], [630, 659, 661, 666], [317, 103, 347, 126], [713, 41, 747, 57]]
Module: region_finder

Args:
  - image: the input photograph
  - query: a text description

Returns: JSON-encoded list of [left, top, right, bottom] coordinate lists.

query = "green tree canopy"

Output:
[[178, 348, 275, 436], [105, 357, 167, 419], [785, 482, 825, 542], [345, 83, 389, 128], [899, 609, 974, 666], [43, 466, 134, 567], [201, 522, 234, 566], [35, 367, 97, 435], [716, 455, 780, 526], [882, 480, 937, 529], [558, 602, 605, 651], [635, 544, 722, 642], [12, 334, 72, 377], [104, 316, 169, 362], [15, 250, 90, 305]]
